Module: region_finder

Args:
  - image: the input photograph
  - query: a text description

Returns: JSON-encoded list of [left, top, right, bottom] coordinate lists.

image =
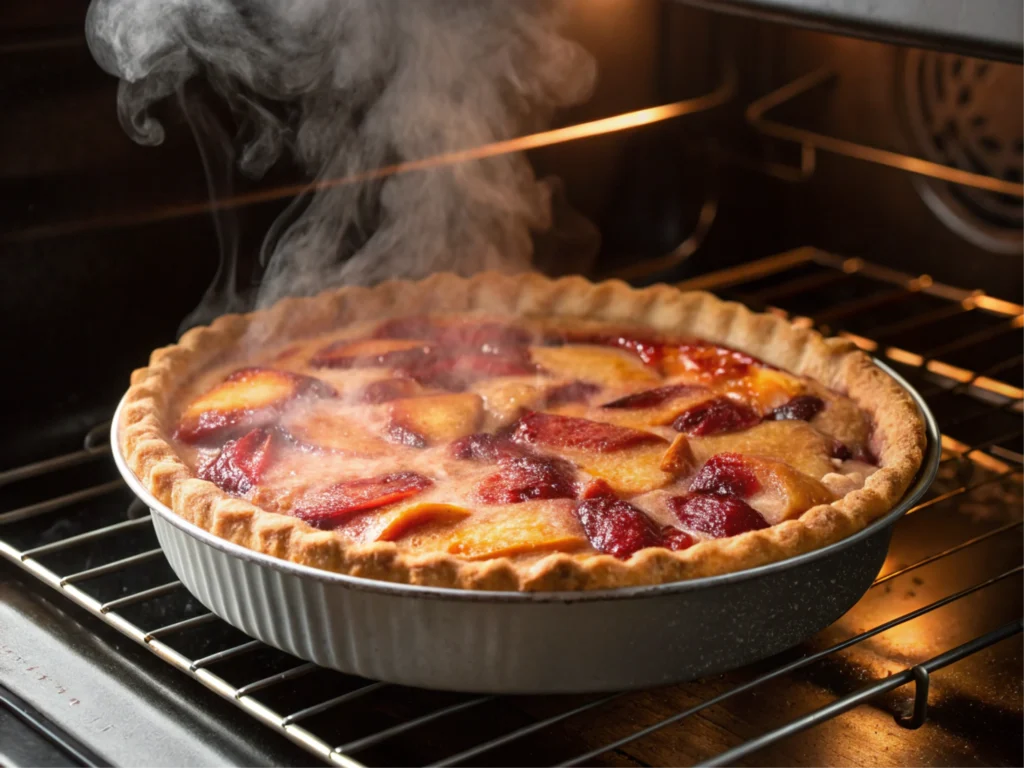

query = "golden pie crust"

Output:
[[119, 273, 926, 591]]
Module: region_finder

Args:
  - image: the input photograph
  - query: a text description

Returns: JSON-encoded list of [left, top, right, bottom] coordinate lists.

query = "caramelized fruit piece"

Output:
[[512, 411, 665, 453], [415, 501, 587, 560], [176, 368, 335, 444], [689, 453, 760, 497], [662, 343, 755, 380], [660, 525, 695, 551], [720, 367, 804, 411], [574, 442, 676, 495], [764, 395, 825, 422], [310, 338, 430, 369], [476, 455, 576, 504], [668, 493, 769, 538], [283, 403, 390, 456], [291, 472, 433, 528], [547, 331, 663, 366], [672, 397, 759, 436], [198, 427, 280, 495], [358, 378, 422, 404], [529, 345, 659, 387], [575, 495, 664, 558], [386, 393, 483, 446], [475, 380, 544, 429], [339, 501, 472, 542], [806, 389, 873, 460], [544, 380, 601, 407], [689, 420, 834, 478], [660, 434, 698, 474], [449, 433, 526, 462], [601, 384, 706, 410]]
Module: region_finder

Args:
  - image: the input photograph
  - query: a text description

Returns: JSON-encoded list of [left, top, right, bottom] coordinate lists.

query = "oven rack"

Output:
[[1, 251, 1021, 767], [745, 68, 1024, 199]]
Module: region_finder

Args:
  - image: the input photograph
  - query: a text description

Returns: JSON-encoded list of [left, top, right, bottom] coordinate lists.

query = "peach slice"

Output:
[[689, 420, 835, 479], [660, 434, 699, 474], [599, 384, 713, 430], [291, 471, 433, 529], [386, 393, 484, 447], [412, 501, 587, 560], [529, 345, 659, 387], [661, 342, 755, 381], [197, 427, 281, 495], [337, 501, 472, 543], [176, 367, 335, 444], [474, 380, 545, 429], [719, 367, 805, 411], [512, 411, 665, 453], [573, 442, 677, 495], [282, 402, 391, 457]]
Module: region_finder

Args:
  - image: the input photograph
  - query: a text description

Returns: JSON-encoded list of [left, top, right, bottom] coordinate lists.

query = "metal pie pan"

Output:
[[112, 360, 940, 693]]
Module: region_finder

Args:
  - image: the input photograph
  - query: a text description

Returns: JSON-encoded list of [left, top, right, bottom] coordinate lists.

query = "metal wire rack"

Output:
[[1, 249, 1021, 766]]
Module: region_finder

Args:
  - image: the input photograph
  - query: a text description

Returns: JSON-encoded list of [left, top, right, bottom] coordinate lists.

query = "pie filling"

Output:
[[172, 313, 879, 563]]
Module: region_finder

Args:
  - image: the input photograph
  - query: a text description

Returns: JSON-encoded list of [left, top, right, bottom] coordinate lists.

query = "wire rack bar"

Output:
[[18, 515, 152, 557], [189, 640, 265, 671], [234, 663, 320, 698], [1, 480, 124, 525], [0, 446, 109, 488], [335, 696, 495, 756], [145, 612, 219, 641], [695, 619, 1024, 768], [60, 548, 165, 585], [281, 682, 390, 726], [99, 581, 183, 613]]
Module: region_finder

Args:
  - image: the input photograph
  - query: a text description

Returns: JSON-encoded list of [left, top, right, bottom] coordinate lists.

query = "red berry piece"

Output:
[[668, 493, 769, 538], [580, 478, 617, 500], [764, 395, 826, 422], [660, 525, 695, 551], [544, 380, 601, 407], [512, 411, 664, 453], [292, 472, 433, 529], [671, 397, 759, 436], [601, 384, 707, 410], [689, 453, 761, 497], [448, 433, 525, 462], [198, 427, 280, 495], [385, 422, 428, 449], [575, 495, 663, 558], [475, 455, 576, 504]]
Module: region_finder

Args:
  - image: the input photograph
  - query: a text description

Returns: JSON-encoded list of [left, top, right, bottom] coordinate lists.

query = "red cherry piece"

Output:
[[671, 397, 759, 436], [575, 495, 663, 558], [765, 395, 826, 422], [689, 453, 761, 497], [198, 428, 279, 495], [292, 472, 432, 529], [449, 433, 525, 462], [476, 455, 576, 504], [512, 411, 664, 453], [544, 380, 601, 407], [358, 378, 421, 404], [601, 384, 706, 410], [580, 477, 617, 500], [660, 525, 695, 551], [668, 493, 770, 538]]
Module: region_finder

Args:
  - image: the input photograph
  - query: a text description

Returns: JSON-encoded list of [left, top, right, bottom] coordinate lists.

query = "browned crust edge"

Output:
[[119, 272, 926, 591]]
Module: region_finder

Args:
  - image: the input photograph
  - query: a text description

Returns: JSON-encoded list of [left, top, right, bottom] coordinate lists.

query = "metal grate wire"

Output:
[[1, 250, 1021, 766]]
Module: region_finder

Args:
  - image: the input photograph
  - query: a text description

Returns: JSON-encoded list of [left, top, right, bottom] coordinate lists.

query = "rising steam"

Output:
[[85, 0, 597, 320]]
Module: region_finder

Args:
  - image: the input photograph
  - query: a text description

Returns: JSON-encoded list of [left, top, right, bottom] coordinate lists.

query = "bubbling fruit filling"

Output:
[[173, 313, 880, 562]]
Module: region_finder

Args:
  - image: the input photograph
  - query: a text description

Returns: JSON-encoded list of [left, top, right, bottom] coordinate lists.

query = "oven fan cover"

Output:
[[900, 50, 1023, 255]]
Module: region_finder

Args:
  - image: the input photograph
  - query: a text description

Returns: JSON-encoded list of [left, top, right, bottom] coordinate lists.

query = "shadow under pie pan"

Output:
[[112, 360, 940, 694]]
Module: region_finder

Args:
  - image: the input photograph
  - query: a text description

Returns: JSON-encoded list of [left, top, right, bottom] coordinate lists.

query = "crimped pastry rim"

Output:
[[118, 272, 928, 591], [112, 390, 939, 601]]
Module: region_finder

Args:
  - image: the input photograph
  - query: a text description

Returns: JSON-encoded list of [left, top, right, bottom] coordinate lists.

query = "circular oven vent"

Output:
[[900, 50, 1022, 254]]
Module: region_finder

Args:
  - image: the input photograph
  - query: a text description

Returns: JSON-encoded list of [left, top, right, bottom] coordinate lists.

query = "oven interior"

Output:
[[1, 1, 1021, 765]]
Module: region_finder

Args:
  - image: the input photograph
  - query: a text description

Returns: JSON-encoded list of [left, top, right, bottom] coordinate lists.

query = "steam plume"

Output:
[[85, 0, 597, 317]]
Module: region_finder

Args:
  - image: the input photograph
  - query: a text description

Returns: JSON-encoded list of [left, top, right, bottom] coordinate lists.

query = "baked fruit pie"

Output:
[[120, 273, 925, 590]]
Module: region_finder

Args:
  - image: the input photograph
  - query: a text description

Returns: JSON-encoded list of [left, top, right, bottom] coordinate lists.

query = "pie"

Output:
[[119, 273, 925, 590]]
